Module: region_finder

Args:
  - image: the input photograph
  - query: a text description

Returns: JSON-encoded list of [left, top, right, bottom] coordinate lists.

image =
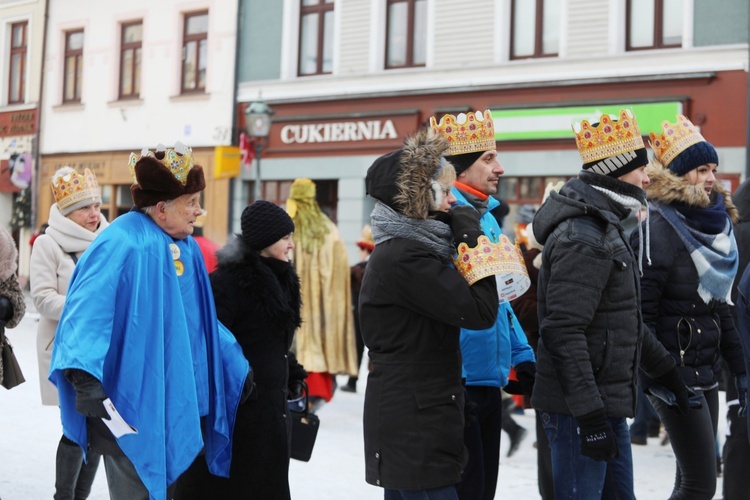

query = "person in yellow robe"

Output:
[[286, 178, 358, 410]]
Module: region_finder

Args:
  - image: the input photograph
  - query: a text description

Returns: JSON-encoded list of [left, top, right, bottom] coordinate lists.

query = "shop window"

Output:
[[498, 176, 569, 203], [298, 0, 334, 76], [181, 11, 208, 93], [249, 179, 339, 223], [626, 0, 683, 51], [63, 30, 84, 103], [119, 21, 143, 99], [8, 21, 27, 104], [510, 0, 559, 60], [385, 0, 426, 69]]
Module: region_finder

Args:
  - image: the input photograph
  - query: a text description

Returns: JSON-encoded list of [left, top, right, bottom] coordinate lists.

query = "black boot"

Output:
[[54, 436, 100, 500], [74, 451, 101, 500]]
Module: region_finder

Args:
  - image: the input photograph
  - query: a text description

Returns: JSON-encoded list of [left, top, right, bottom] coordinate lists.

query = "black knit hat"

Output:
[[241, 200, 295, 251], [445, 151, 484, 176], [667, 141, 719, 177]]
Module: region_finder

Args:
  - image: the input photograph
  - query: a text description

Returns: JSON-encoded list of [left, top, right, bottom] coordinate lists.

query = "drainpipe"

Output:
[[32, 0, 50, 232], [227, 0, 245, 235]]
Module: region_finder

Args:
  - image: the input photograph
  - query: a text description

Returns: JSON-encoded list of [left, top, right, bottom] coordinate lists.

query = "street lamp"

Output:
[[244, 99, 275, 201]]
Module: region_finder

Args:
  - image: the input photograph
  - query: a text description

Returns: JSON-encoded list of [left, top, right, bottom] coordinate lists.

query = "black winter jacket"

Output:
[[531, 172, 674, 419], [360, 235, 498, 490], [631, 167, 746, 389], [175, 237, 303, 500]]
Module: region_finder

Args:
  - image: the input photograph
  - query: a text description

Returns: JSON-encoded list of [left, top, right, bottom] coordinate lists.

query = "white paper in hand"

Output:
[[101, 398, 138, 438]]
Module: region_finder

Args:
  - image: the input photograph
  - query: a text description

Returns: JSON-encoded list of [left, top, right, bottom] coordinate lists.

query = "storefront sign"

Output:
[[0, 109, 37, 137], [214, 146, 241, 179], [280, 119, 398, 144], [491, 102, 683, 141]]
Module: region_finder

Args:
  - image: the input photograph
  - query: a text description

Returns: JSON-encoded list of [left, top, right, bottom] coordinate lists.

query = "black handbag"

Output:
[[288, 380, 320, 462], [0, 328, 26, 390]]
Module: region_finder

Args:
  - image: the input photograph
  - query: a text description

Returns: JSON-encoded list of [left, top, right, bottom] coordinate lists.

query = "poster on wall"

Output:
[[0, 153, 32, 192]]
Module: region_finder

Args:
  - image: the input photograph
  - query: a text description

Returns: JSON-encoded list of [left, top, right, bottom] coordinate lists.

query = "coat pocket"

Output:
[[413, 384, 464, 459]]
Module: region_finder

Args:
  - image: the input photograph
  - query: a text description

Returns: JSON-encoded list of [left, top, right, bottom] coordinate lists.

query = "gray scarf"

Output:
[[370, 202, 454, 261]]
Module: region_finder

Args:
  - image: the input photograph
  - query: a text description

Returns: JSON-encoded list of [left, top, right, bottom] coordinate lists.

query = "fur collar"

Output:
[[214, 236, 302, 329], [645, 163, 739, 223]]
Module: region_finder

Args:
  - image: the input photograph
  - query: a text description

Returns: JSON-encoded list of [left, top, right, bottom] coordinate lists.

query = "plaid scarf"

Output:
[[650, 197, 738, 304]]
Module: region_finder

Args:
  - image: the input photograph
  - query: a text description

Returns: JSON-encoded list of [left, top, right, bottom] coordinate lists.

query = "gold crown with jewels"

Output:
[[572, 109, 645, 164], [51, 168, 100, 212], [648, 114, 706, 168], [127, 142, 195, 186], [430, 110, 496, 156], [453, 234, 530, 299]]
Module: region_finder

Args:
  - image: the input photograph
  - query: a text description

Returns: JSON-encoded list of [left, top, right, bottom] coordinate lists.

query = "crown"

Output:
[[572, 109, 645, 164], [648, 114, 706, 168], [430, 110, 496, 156], [127, 142, 195, 186], [51, 168, 101, 212], [453, 234, 530, 303]]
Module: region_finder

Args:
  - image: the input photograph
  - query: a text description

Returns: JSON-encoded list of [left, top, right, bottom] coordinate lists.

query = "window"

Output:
[[626, 0, 683, 50], [385, 0, 426, 69], [248, 179, 339, 222], [510, 0, 559, 60], [63, 30, 84, 103], [181, 11, 208, 93], [498, 176, 569, 203], [298, 0, 334, 76], [8, 21, 27, 104], [119, 21, 142, 99]]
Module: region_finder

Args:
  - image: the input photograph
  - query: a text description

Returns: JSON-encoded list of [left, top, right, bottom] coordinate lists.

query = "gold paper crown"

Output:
[[430, 110, 496, 156], [453, 234, 529, 291], [572, 109, 645, 164], [127, 142, 195, 186], [51, 168, 100, 212], [648, 114, 706, 168]]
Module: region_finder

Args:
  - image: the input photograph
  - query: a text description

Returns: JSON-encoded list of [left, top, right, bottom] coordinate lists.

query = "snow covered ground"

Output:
[[0, 294, 728, 499]]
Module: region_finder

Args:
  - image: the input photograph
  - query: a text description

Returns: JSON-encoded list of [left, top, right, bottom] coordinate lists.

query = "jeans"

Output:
[[384, 486, 458, 500], [541, 411, 634, 500], [723, 402, 750, 499], [649, 387, 719, 500], [103, 455, 176, 500]]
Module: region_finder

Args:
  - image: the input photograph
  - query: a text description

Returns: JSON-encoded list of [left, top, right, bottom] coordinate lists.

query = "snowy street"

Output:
[[0, 294, 728, 499]]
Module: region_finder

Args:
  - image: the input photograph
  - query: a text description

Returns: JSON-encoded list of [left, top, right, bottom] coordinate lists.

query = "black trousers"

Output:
[[650, 387, 719, 500], [457, 385, 502, 500], [722, 401, 750, 500]]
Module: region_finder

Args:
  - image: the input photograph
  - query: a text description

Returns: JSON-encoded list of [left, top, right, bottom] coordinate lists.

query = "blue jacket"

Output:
[[453, 188, 535, 387]]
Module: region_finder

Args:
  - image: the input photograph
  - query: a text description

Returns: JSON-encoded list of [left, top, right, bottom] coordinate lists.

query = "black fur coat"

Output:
[[175, 236, 303, 500]]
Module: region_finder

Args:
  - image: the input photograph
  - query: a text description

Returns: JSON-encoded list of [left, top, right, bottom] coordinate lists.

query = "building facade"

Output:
[[236, 0, 749, 261], [0, 0, 46, 283], [35, 0, 241, 279]]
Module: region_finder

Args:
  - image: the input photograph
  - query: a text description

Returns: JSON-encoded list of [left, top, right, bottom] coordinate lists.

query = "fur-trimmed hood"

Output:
[[645, 162, 739, 223], [366, 128, 453, 219]]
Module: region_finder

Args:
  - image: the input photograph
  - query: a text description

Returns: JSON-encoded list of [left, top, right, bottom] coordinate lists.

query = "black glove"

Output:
[[64, 369, 110, 420], [576, 408, 619, 462], [449, 205, 483, 247], [651, 366, 691, 415], [737, 374, 748, 418], [240, 369, 256, 403], [503, 380, 523, 395], [288, 352, 308, 383], [0, 296, 12, 325], [514, 362, 536, 397]]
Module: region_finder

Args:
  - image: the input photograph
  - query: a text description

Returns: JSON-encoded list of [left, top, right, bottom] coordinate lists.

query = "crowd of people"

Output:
[[1, 106, 750, 500]]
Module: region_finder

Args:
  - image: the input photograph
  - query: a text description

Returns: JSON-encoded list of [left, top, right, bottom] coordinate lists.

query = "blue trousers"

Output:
[[541, 411, 634, 500]]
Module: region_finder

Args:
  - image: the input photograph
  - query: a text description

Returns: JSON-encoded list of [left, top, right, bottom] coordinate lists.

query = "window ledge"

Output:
[[52, 102, 85, 112], [169, 92, 210, 102], [108, 98, 144, 108], [0, 102, 37, 112]]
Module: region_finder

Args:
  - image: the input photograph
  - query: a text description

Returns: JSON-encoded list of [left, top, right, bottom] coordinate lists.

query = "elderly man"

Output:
[[49, 143, 250, 500]]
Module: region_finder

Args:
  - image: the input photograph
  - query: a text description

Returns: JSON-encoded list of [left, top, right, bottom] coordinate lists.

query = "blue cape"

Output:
[[49, 211, 248, 499]]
